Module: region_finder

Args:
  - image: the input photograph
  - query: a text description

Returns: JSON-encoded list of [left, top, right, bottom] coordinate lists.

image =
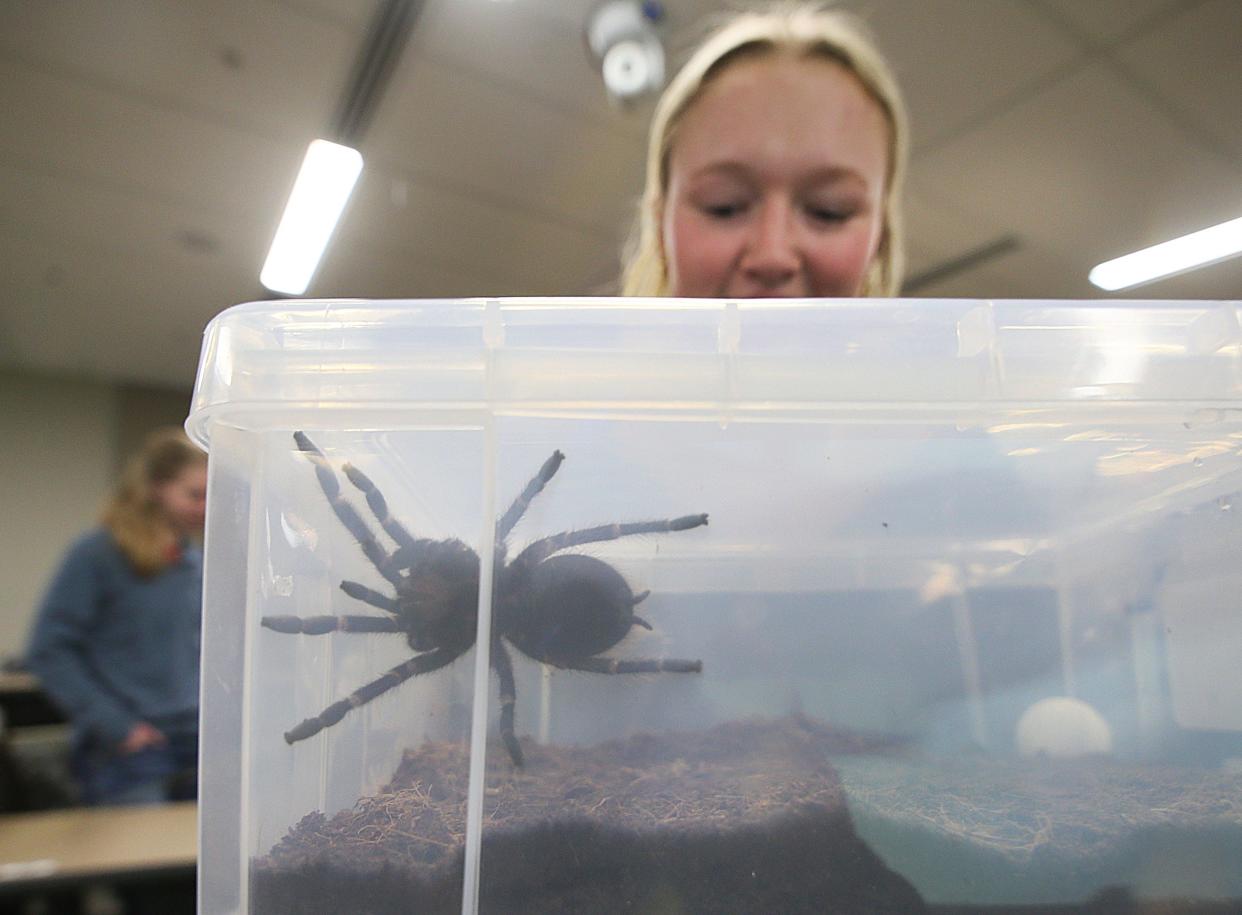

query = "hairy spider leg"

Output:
[[294, 432, 404, 588], [514, 513, 709, 567], [339, 580, 399, 613], [490, 638, 525, 767], [283, 647, 462, 744], [260, 615, 403, 634], [545, 656, 702, 674], [495, 450, 565, 543], [341, 462, 418, 551]]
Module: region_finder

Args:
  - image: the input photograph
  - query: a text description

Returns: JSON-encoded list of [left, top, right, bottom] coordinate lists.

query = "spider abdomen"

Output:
[[506, 554, 643, 662]]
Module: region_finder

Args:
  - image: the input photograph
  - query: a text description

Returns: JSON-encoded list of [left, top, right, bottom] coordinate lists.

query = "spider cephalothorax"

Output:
[[261, 432, 707, 766]]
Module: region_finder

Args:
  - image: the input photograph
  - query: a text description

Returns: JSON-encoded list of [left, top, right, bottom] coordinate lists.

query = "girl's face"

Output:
[[662, 54, 889, 299], [153, 463, 208, 534]]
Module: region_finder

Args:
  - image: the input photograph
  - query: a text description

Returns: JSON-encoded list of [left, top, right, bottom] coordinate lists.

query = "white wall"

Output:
[[0, 369, 119, 660]]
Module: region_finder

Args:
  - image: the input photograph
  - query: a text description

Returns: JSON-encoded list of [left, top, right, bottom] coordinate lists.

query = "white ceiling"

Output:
[[1, 0, 1239, 389]]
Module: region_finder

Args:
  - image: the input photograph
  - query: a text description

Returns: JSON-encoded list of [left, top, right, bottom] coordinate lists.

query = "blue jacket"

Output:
[[26, 528, 202, 747]]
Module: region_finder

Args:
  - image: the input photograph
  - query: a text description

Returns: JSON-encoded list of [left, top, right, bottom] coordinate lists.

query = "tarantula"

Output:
[[260, 432, 707, 767]]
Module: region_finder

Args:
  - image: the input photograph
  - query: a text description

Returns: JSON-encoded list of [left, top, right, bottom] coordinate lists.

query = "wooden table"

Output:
[[0, 801, 196, 891], [0, 673, 38, 693]]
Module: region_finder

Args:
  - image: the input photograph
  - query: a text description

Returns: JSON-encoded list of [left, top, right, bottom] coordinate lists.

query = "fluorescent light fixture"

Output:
[[1089, 215, 1242, 291], [260, 139, 363, 295]]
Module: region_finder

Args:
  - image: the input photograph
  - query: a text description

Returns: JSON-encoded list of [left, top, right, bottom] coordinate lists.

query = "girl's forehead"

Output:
[[671, 54, 888, 180]]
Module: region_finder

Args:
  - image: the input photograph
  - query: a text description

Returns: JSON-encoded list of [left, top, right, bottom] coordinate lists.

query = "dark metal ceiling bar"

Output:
[[329, 0, 426, 145]]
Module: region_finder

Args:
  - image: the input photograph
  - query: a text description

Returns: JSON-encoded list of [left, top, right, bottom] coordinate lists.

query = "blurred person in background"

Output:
[[622, 1, 907, 300], [26, 427, 206, 806]]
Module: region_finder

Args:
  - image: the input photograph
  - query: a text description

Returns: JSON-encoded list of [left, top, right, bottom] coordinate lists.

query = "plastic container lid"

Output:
[[187, 297, 1242, 447]]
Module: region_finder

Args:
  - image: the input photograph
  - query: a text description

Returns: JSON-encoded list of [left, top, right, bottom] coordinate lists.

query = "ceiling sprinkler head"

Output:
[[585, 1, 666, 105]]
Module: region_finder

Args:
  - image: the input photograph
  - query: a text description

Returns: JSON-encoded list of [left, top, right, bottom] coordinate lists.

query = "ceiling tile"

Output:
[[1031, 0, 1186, 43], [857, 0, 1084, 151], [0, 158, 270, 276], [0, 0, 355, 138], [902, 179, 1013, 275], [363, 53, 647, 236], [1114, 0, 1242, 160], [323, 164, 622, 297], [0, 223, 240, 386], [0, 56, 314, 219], [412, 0, 650, 139], [312, 229, 505, 300], [912, 62, 1242, 298], [270, 0, 375, 30]]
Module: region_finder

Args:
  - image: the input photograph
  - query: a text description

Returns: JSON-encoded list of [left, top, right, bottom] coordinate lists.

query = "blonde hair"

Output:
[[620, 2, 908, 298], [101, 427, 206, 576]]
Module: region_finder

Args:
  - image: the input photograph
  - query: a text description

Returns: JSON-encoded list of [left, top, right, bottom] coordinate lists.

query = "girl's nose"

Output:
[[740, 200, 799, 288]]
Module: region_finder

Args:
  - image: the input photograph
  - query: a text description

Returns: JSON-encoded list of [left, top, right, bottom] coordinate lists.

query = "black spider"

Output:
[[260, 431, 707, 767]]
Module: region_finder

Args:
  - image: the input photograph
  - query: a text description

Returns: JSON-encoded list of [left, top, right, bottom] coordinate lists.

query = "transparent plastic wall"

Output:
[[191, 298, 1242, 914]]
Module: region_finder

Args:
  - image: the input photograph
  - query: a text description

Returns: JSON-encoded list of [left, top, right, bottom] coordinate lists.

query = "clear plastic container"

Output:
[[189, 297, 1242, 914]]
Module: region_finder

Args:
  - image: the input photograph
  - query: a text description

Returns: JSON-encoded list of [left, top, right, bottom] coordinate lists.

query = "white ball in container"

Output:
[[1015, 696, 1113, 758]]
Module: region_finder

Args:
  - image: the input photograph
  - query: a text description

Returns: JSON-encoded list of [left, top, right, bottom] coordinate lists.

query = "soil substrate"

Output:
[[253, 717, 925, 914]]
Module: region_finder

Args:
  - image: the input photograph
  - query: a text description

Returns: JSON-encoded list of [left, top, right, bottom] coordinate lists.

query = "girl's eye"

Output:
[[701, 201, 748, 219], [807, 205, 851, 224]]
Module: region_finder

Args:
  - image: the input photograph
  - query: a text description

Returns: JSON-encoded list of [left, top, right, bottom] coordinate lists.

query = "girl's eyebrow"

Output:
[[801, 167, 870, 190], [686, 161, 754, 181], [688, 161, 869, 187]]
